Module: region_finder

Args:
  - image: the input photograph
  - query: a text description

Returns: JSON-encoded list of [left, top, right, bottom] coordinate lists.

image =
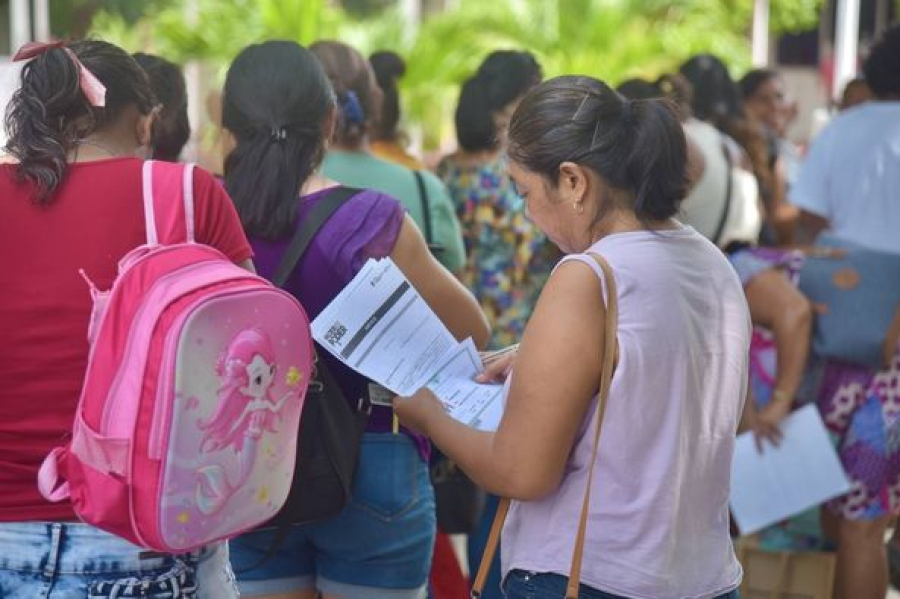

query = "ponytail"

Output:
[[455, 77, 495, 151], [369, 50, 405, 142], [223, 41, 334, 241], [309, 40, 381, 149], [508, 75, 687, 225], [626, 99, 688, 221], [5, 47, 90, 202], [224, 127, 320, 240], [4, 40, 156, 203]]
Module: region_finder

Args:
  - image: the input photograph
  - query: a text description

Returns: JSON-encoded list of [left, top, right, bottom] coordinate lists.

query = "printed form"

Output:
[[730, 404, 851, 535], [311, 258, 503, 431]]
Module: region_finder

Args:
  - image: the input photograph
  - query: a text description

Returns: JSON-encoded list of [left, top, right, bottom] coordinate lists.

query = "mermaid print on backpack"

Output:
[[196, 328, 296, 515], [37, 160, 314, 553]]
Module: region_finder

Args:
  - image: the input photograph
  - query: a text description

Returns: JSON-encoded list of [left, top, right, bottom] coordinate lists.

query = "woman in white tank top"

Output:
[[395, 75, 751, 599]]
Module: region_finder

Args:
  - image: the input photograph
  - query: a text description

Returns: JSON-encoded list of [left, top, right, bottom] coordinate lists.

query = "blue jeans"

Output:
[[230, 433, 435, 598], [503, 570, 741, 599], [0, 521, 237, 598]]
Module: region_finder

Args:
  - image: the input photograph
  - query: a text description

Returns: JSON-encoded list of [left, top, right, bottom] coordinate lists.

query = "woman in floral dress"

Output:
[[437, 50, 557, 350]]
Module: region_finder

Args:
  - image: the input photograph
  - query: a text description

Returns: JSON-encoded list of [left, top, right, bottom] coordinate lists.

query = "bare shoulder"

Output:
[[533, 258, 606, 315]]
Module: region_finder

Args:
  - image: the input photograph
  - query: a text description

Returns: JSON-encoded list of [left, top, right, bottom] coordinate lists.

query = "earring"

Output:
[[573, 201, 585, 215]]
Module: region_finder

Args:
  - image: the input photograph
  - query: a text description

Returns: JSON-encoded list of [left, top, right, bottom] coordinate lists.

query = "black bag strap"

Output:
[[271, 186, 361, 287], [413, 171, 434, 245], [711, 139, 734, 247], [237, 186, 361, 575]]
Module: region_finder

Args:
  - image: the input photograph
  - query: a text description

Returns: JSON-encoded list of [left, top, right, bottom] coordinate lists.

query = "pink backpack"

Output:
[[38, 161, 314, 553]]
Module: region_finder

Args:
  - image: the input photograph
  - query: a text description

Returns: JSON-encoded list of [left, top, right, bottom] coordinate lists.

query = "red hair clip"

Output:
[[13, 40, 107, 108]]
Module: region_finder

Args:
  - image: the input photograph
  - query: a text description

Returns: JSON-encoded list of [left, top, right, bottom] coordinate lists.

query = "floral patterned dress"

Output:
[[731, 246, 900, 521], [437, 154, 558, 349]]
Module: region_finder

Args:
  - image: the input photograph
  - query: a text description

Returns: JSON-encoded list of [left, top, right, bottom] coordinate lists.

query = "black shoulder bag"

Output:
[[711, 139, 734, 247], [246, 186, 370, 568]]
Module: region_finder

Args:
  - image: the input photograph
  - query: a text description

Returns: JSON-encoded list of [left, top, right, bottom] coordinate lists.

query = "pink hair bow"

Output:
[[13, 40, 107, 107]]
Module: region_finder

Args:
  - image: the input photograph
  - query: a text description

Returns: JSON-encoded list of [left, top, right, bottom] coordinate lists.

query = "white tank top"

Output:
[[501, 226, 749, 598], [680, 119, 731, 241]]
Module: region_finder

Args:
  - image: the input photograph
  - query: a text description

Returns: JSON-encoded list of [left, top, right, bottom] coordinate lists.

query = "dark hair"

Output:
[[738, 68, 780, 100], [863, 24, 900, 98], [133, 53, 190, 162], [616, 78, 659, 100], [840, 76, 871, 109], [654, 73, 693, 122], [223, 41, 334, 240], [455, 50, 542, 152], [369, 50, 405, 142], [508, 75, 687, 223], [4, 40, 156, 203], [679, 54, 743, 128], [310, 40, 381, 148], [680, 54, 773, 201]]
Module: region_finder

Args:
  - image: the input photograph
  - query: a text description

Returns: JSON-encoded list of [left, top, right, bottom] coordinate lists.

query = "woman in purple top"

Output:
[[219, 41, 489, 599]]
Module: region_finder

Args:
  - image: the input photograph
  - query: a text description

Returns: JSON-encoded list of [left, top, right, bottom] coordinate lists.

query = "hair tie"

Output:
[[13, 41, 106, 107], [270, 126, 288, 142], [340, 91, 365, 126]]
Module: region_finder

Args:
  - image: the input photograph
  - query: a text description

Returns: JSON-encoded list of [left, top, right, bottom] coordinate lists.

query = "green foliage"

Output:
[[52, 0, 174, 39], [89, 0, 824, 149]]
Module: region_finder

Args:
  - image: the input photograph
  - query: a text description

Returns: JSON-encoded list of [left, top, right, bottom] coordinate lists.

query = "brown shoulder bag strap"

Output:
[[470, 252, 619, 599]]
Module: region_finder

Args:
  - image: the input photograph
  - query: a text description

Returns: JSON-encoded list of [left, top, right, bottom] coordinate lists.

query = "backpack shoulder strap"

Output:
[[271, 186, 362, 287], [141, 160, 196, 246], [413, 171, 433, 245]]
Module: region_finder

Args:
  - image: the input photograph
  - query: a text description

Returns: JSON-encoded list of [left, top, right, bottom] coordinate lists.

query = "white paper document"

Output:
[[730, 404, 852, 535], [311, 258, 503, 431]]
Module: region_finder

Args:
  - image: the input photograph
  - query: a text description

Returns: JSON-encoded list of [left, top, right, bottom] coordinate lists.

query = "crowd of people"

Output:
[[0, 20, 898, 599]]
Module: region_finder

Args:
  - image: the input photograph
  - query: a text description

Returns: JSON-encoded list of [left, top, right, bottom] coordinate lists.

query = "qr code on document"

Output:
[[324, 322, 348, 346]]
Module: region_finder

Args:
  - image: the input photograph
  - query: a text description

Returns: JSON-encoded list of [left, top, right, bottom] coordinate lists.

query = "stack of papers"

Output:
[[730, 404, 851, 535], [311, 258, 503, 431]]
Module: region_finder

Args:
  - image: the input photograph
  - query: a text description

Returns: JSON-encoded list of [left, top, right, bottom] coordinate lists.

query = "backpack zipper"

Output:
[[100, 261, 258, 438]]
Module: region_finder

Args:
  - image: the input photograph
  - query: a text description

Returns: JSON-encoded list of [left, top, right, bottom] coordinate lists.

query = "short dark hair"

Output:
[[4, 40, 156, 202], [223, 41, 334, 241], [616, 78, 659, 100], [133, 53, 190, 162], [455, 50, 542, 152], [508, 75, 688, 223], [738, 68, 780, 100], [863, 24, 900, 98], [310, 40, 381, 148], [369, 50, 406, 142], [679, 54, 744, 128]]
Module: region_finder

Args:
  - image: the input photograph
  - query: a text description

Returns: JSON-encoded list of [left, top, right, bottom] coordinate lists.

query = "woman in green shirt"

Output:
[[310, 40, 466, 276]]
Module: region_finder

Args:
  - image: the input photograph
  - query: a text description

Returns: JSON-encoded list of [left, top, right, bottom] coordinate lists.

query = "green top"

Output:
[[322, 150, 466, 274]]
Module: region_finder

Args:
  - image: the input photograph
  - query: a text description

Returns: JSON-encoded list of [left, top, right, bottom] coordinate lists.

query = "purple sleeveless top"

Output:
[[249, 187, 430, 460]]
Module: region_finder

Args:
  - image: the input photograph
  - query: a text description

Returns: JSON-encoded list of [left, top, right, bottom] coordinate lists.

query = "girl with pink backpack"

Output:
[[0, 40, 256, 597]]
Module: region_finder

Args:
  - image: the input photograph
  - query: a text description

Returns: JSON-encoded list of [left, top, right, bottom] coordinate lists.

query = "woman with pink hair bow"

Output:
[[0, 39, 253, 597]]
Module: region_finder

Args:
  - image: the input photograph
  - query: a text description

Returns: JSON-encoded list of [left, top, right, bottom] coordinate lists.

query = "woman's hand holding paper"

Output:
[[392, 387, 447, 436]]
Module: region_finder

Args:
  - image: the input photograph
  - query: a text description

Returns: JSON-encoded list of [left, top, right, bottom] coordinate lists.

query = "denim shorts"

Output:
[[503, 570, 741, 599], [230, 432, 436, 598], [0, 521, 237, 598]]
